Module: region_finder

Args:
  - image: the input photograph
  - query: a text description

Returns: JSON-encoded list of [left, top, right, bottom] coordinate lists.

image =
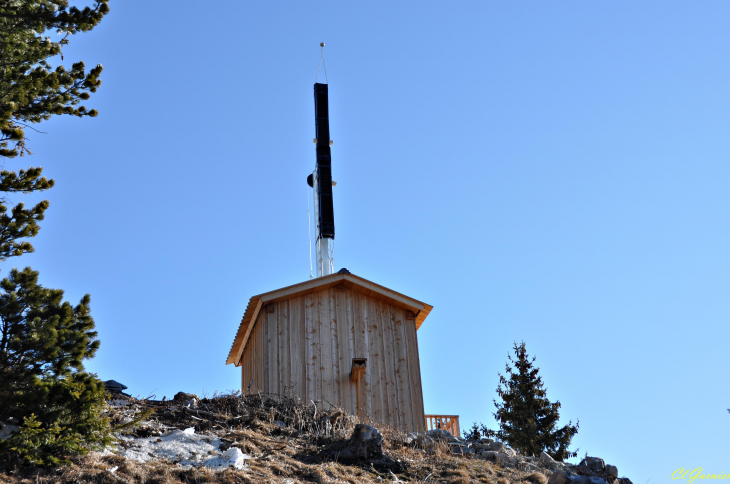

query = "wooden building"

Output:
[[226, 270, 433, 433]]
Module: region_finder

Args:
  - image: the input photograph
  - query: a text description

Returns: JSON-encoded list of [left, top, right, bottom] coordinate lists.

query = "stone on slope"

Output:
[[480, 451, 517, 468], [405, 432, 436, 450], [450, 443, 475, 455], [521, 462, 541, 472], [405, 432, 420, 445], [606, 465, 618, 477], [173, 392, 197, 402], [538, 451, 570, 471], [338, 424, 384, 461], [580, 457, 606, 473], [487, 441, 516, 457], [540, 451, 556, 464], [548, 471, 608, 484]]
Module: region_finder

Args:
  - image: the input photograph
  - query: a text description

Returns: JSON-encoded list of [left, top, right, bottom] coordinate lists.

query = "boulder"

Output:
[[538, 451, 570, 471], [479, 450, 495, 458], [548, 471, 608, 484], [487, 441, 516, 457], [580, 457, 606, 474], [606, 465, 618, 478], [337, 424, 384, 461], [173, 392, 197, 402], [450, 443, 475, 455], [540, 451, 556, 465], [552, 462, 572, 472], [405, 432, 417, 444], [405, 432, 436, 450], [480, 451, 517, 468], [405, 432, 422, 445]]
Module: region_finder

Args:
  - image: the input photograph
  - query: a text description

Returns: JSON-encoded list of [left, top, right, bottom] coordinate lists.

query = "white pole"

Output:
[[312, 168, 333, 277], [319, 238, 333, 276]]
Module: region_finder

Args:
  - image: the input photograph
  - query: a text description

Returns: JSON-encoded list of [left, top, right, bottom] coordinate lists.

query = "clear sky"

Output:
[[6, 1, 730, 481]]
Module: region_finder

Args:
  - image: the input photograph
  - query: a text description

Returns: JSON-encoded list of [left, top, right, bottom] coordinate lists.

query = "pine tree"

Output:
[[491, 341, 579, 461], [0, 0, 109, 261], [0, 268, 111, 465], [0, 1, 111, 465]]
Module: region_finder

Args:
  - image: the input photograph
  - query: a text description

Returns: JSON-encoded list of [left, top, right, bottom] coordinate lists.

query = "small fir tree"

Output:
[[463, 422, 481, 440], [0, 267, 111, 465], [491, 341, 579, 461]]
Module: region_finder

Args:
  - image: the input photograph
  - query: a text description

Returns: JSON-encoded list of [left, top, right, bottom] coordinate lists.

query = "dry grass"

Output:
[[525, 471, 548, 484], [0, 452, 542, 483], [0, 392, 550, 483]]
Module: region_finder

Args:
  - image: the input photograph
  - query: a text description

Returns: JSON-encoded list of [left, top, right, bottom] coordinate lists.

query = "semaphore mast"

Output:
[[308, 81, 335, 277]]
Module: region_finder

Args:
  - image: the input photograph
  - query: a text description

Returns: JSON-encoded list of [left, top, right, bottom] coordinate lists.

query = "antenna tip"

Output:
[[320, 42, 325, 47]]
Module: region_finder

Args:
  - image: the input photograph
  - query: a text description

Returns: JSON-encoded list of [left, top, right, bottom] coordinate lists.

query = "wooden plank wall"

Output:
[[239, 288, 425, 432], [241, 312, 265, 395]]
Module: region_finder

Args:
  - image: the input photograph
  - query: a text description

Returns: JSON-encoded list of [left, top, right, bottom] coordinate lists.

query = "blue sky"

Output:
[[6, 1, 730, 481]]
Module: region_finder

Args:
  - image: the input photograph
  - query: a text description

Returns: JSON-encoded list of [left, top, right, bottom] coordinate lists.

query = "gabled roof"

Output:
[[226, 272, 433, 366]]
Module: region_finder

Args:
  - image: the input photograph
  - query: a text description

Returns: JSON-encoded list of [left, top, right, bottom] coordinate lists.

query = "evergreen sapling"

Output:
[[489, 341, 579, 461]]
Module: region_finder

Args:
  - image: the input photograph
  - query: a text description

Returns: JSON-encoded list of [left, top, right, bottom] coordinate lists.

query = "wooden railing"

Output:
[[424, 414, 460, 437]]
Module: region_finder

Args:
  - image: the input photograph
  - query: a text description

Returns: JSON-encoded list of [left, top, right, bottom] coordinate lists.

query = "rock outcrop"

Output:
[[406, 431, 632, 484]]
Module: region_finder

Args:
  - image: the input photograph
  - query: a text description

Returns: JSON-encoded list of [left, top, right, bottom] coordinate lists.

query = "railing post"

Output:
[[424, 414, 460, 437]]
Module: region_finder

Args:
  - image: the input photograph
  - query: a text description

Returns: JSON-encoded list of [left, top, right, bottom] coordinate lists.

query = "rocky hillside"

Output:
[[0, 392, 633, 484]]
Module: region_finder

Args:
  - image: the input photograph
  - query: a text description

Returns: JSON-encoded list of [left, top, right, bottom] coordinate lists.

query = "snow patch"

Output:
[[115, 427, 250, 470]]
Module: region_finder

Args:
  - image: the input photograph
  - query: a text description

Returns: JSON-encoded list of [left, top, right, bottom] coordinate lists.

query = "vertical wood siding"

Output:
[[239, 288, 425, 432], [241, 312, 264, 395], [304, 293, 316, 403]]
